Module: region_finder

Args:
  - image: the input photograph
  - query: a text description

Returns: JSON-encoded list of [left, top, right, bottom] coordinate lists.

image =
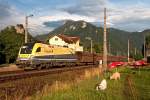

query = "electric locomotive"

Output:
[[16, 42, 96, 69]]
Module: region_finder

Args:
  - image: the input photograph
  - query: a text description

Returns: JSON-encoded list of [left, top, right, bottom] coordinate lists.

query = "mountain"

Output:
[[36, 20, 145, 56]]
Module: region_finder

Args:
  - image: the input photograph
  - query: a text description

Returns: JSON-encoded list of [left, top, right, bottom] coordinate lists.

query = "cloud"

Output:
[[30, 0, 109, 35], [0, 1, 52, 36], [39, 12, 96, 22], [57, 0, 150, 31], [1, 0, 150, 35], [28, 10, 97, 36], [61, 0, 108, 18], [0, 2, 11, 18], [0, 0, 99, 36], [107, 5, 150, 31], [0, 0, 25, 30]]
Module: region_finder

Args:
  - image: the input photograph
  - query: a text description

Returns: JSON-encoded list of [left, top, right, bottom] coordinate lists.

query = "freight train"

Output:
[[16, 42, 127, 70]]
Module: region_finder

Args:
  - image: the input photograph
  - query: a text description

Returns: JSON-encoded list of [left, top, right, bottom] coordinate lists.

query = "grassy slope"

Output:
[[41, 67, 150, 100]]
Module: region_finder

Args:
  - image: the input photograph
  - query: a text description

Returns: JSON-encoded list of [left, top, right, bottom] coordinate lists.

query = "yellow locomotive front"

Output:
[[16, 43, 35, 68]]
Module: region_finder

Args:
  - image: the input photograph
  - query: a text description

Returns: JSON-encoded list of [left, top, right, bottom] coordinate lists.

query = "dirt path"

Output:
[[0, 64, 22, 72]]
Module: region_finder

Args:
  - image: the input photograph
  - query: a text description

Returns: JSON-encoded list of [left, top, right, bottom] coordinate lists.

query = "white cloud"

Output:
[[0, 2, 25, 30], [107, 5, 150, 31], [0, 1, 97, 36], [39, 12, 96, 22]]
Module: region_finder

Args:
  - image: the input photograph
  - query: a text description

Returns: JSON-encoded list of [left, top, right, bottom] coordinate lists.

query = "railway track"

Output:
[[0, 65, 96, 84], [0, 70, 24, 76]]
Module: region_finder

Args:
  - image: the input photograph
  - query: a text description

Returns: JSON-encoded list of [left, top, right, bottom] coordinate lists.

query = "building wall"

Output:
[[49, 36, 68, 47], [74, 40, 83, 51], [48, 36, 83, 52]]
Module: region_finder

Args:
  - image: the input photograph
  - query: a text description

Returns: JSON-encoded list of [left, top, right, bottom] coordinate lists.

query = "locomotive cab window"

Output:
[[20, 43, 35, 54], [36, 47, 41, 52]]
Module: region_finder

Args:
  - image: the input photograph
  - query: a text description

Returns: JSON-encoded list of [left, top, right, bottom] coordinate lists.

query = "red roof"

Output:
[[50, 34, 80, 44]]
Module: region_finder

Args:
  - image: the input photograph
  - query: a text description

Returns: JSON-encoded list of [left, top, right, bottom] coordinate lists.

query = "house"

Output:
[[48, 34, 83, 52]]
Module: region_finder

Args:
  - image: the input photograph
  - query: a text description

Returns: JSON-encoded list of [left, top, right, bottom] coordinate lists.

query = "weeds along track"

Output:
[[124, 75, 138, 100], [0, 65, 96, 84]]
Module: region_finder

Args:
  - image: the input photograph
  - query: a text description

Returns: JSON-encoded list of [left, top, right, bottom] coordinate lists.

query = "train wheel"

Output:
[[37, 66, 42, 70], [36, 64, 42, 70], [46, 63, 50, 69]]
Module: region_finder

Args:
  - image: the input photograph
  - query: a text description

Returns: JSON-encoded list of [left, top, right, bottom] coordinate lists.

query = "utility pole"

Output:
[[128, 39, 130, 63], [103, 8, 107, 71], [25, 14, 33, 43], [25, 16, 28, 43], [144, 34, 146, 59]]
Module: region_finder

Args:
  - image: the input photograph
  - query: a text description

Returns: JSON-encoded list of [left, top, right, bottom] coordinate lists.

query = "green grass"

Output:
[[131, 68, 150, 100], [41, 77, 124, 100], [40, 67, 150, 100]]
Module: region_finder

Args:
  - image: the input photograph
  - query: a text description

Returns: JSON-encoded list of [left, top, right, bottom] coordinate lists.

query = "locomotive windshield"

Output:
[[20, 43, 35, 54]]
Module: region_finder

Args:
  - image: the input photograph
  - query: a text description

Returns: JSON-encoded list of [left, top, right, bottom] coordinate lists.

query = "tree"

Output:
[[93, 43, 103, 53], [0, 26, 24, 64]]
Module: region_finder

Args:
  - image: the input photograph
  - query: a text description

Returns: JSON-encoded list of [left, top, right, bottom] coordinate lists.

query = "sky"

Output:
[[0, 0, 150, 36]]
